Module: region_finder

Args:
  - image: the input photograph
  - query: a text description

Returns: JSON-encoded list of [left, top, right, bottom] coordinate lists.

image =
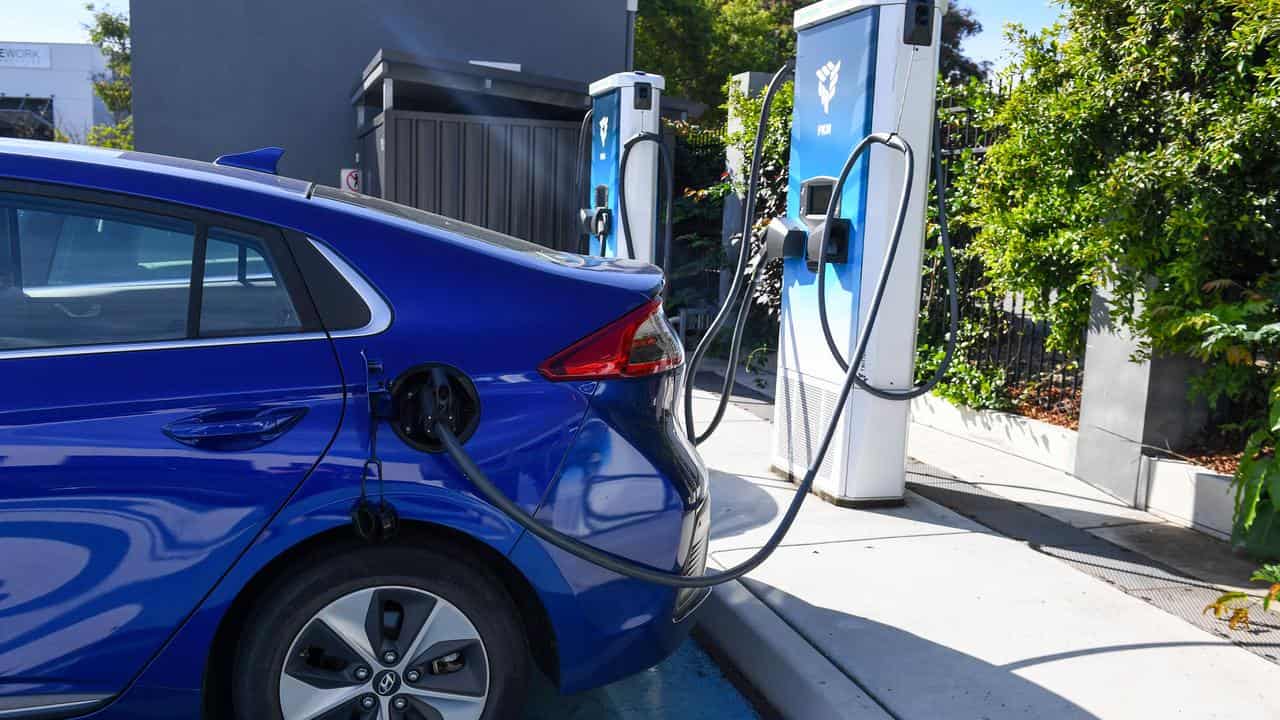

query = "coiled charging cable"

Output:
[[814, 121, 958, 399]]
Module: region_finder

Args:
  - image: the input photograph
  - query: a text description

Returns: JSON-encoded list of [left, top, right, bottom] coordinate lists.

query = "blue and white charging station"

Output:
[[587, 72, 665, 263], [772, 0, 944, 506]]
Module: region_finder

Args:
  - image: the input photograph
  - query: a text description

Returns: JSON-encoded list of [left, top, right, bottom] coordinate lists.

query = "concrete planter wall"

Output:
[[911, 393, 1237, 541], [909, 392, 1077, 475], [1142, 457, 1235, 540]]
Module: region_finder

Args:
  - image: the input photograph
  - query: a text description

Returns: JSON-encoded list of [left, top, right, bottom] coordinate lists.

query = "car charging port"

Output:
[[390, 364, 481, 453]]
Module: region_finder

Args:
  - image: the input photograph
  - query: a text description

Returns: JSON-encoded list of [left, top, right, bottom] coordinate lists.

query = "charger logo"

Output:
[[599, 116, 609, 145], [816, 60, 841, 114]]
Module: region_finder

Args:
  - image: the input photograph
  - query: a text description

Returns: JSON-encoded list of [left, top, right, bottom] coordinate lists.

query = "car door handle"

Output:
[[163, 406, 309, 451]]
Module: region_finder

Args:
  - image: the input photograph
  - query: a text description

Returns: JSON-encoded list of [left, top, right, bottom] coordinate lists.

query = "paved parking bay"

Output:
[[524, 638, 761, 719]]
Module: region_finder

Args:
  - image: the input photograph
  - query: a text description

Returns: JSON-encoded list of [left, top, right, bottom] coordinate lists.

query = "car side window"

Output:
[[0, 190, 313, 353], [199, 228, 302, 336], [0, 193, 196, 351]]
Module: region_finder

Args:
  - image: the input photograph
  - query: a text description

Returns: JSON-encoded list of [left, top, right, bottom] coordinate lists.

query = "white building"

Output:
[[0, 42, 109, 142]]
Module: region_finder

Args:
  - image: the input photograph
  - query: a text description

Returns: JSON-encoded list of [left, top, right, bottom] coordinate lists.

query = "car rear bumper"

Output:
[[673, 495, 713, 622], [511, 372, 711, 692], [508, 495, 711, 693]]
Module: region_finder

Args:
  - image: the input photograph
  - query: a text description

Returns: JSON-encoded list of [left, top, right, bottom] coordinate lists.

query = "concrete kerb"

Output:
[[698, 577, 893, 720]]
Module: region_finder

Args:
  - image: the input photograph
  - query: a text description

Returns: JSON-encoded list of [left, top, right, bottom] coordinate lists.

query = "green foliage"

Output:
[[85, 4, 131, 118], [1205, 562, 1280, 631], [911, 79, 1024, 412], [636, 0, 797, 120], [68, 4, 133, 149], [637, 1, 988, 116], [720, 79, 793, 318], [966, 0, 1280, 557], [722, 79, 794, 203], [1229, 381, 1280, 560], [85, 116, 134, 150], [970, 0, 1280, 363], [916, 333, 1015, 411]]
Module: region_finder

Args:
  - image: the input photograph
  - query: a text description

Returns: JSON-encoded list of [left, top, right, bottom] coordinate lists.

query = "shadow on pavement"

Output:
[[738, 579, 1102, 719], [693, 370, 773, 421], [907, 471, 1280, 660], [707, 469, 780, 541]]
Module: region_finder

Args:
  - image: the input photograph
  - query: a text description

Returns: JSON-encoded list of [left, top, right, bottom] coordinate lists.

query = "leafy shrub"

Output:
[[1205, 563, 1280, 630], [721, 78, 794, 319], [916, 338, 1015, 412], [966, 0, 1280, 555], [664, 120, 728, 318], [85, 117, 134, 150]]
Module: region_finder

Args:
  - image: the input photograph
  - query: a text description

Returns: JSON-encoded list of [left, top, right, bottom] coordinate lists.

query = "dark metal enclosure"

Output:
[[362, 111, 582, 251], [356, 52, 592, 251], [355, 51, 701, 252]]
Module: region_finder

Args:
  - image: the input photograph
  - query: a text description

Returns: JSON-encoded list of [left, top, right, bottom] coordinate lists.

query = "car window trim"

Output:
[[187, 223, 208, 337], [0, 179, 385, 360]]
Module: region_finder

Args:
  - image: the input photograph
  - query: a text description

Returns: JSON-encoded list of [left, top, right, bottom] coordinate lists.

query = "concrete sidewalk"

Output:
[[692, 392, 1280, 719]]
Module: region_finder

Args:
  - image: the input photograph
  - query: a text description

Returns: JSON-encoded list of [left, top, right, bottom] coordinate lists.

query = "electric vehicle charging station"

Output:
[[771, 0, 944, 506], [584, 72, 665, 263], [396, 0, 952, 592]]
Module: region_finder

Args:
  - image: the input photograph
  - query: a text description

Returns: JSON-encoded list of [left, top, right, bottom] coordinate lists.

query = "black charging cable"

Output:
[[424, 81, 958, 588], [426, 124, 937, 588], [575, 109, 594, 255], [681, 60, 793, 445], [352, 353, 399, 542], [431, 191, 901, 586], [814, 121, 958, 400]]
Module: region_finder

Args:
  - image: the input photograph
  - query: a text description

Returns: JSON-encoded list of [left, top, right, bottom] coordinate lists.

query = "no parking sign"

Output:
[[340, 168, 360, 193]]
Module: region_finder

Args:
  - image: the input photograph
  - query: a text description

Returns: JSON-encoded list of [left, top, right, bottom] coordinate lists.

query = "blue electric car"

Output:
[[0, 139, 710, 720]]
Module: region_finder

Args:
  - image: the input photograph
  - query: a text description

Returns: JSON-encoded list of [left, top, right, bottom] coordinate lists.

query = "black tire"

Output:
[[232, 542, 530, 720]]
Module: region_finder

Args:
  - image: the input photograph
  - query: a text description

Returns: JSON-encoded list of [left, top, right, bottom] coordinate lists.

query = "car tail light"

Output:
[[539, 298, 684, 381]]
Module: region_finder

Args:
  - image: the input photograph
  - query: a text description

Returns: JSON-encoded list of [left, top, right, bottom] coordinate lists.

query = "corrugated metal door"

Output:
[[372, 109, 583, 252]]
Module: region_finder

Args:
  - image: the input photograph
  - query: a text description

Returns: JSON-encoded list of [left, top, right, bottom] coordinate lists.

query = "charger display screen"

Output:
[[805, 183, 834, 217]]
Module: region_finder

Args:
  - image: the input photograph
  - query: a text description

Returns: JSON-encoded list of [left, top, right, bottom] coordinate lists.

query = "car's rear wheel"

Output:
[[232, 543, 530, 720]]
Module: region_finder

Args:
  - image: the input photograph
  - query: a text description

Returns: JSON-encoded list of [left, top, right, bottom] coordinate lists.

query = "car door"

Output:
[[0, 182, 345, 716]]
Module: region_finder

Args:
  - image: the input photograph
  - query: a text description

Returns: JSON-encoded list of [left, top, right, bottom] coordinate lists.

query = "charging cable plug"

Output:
[[762, 217, 807, 261]]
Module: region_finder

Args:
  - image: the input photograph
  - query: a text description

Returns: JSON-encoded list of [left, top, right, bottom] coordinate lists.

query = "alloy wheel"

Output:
[[279, 585, 489, 720]]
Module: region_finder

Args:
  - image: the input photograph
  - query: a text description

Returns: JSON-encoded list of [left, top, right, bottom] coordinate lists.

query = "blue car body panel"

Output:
[[521, 376, 708, 691], [0, 339, 344, 700], [0, 139, 708, 718]]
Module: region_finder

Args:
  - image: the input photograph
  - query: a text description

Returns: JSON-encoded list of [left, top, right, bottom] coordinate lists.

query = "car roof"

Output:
[[0, 138, 313, 198]]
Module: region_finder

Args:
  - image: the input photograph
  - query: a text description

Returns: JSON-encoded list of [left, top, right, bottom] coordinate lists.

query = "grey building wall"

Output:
[[131, 0, 629, 184]]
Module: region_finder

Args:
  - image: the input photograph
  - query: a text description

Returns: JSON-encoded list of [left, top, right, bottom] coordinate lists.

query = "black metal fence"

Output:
[[920, 102, 1083, 423]]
